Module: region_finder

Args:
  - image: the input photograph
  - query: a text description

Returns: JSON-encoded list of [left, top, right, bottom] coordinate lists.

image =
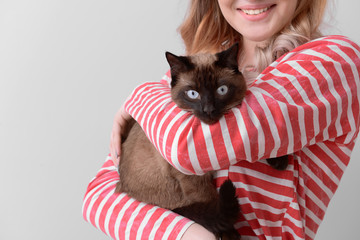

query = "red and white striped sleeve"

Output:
[[82, 155, 193, 240], [124, 35, 360, 175], [82, 67, 195, 239]]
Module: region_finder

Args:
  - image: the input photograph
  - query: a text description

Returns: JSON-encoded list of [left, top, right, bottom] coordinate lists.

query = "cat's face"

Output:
[[166, 44, 247, 125]]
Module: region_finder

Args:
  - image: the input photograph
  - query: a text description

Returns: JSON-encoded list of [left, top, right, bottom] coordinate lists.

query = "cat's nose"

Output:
[[203, 104, 215, 115]]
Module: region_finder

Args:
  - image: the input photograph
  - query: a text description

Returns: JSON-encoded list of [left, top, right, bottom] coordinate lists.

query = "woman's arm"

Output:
[[124, 35, 360, 175], [82, 155, 196, 240]]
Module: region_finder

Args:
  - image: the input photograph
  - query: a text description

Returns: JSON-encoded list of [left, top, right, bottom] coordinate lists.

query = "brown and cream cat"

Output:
[[116, 43, 288, 240]]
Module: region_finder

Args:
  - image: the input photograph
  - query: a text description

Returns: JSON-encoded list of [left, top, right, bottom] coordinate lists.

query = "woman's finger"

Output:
[[110, 105, 131, 166], [110, 123, 121, 166]]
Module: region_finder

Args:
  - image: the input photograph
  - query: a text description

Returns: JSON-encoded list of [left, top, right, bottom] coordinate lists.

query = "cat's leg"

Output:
[[173, 179, 241, 240], [266, 155, 289, 170]]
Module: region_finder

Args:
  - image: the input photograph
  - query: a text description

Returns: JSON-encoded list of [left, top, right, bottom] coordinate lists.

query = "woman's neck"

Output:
[[240, 38, 268, 71], [239, 39, 257, 71]]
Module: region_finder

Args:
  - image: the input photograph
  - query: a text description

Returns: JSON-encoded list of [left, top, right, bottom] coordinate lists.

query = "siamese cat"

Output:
[[116, 43, 288, 240]]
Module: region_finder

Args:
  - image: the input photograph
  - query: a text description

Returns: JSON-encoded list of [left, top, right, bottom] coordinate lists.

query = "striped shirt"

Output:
[[83, 35, 360, 239]]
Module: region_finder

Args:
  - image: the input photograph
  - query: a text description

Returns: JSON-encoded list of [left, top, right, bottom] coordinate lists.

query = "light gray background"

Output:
[[0, 1, 359, 239]]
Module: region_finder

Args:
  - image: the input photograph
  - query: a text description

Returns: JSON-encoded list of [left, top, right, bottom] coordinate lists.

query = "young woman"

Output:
[[83, 0, 360, 239]]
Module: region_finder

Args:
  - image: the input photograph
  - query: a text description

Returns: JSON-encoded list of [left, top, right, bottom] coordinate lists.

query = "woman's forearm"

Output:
[[82, 156, 193, 239], [124, 36, 360, 175]]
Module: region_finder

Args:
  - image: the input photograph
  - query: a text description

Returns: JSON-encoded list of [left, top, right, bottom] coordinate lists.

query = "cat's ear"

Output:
[[165, 52, 194, 85], [215, 43, 240, 72]]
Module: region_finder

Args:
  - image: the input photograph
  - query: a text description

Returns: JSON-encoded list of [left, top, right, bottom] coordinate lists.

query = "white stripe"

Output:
[[161, 109, 189, 166], [253, 85, 294, 155], [187, 129, 205, 174], [282, 225, 304, 240], [256, 52, 296, 80], [302, 147, 340, 184], [104, 193, 127, 237], [144, 95, 171, 142], [278, 52, 297, 64], [317, 142, 347, 172], [259, 69, 304, 150], [312, 60, 342, 138], [233, 181, 293, 203], [126, 84, 153, 115], [238, 197, 288, 216], [162, 110, 188, 158], [241, 213, 265, 236], [325, 38, 360, 57], [292, 160, 306, 220], [302, 179, 331, 214], [84, 180, 117, 221], [328, 44, 359, 143], [94, 188, 116, 230], [234, 220, 250, 229], [241, 212, 286, 240], [305, 226, 316, 240], [231, 165, 294, 187], [148, 211, 171, 239], [274, 70, 307, 146], [214, 169, 229, 179], [83, 179, 114, 210], [136, 206, 159, 240], [160, 216, 189, 240], [246, 93, 266, 159], [114, 198, 136, 239], [154, 104, 177, 153], [175, 221, 195, 240], [250, 89, 280, 158], [162, 74, 172, 86], [219, 116, 237, 164], [100, 166, 118, 172], [299, 156, 333, 205], [124, 202, 147, 239], [284, 200, 304, 232], [200, 121, 221, 170], [131, 85, 166, 121], [288, 61, 331, 140], [302, 47, 356, 142], [136, 89, 169, 126], [281, 62, 321, 146], [338, 144, 352, 157], [232, 104, 252, 160], [169, 114, 195, 174]]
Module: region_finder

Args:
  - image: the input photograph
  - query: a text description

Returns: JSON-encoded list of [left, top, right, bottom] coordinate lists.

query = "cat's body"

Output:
[[116, 44, 288, 239], [117, 118, 218, 209]]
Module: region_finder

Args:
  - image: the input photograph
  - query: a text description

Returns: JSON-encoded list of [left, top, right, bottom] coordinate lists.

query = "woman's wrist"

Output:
[[181, 223, 217, 240]]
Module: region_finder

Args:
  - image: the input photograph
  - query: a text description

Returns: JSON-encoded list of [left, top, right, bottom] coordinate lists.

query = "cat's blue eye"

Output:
[[217, 85, 228, 95], [186, 90, 199, 99]]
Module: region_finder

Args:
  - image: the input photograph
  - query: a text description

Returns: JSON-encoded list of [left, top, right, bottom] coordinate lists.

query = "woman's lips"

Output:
[[237, 4, 275, 21]]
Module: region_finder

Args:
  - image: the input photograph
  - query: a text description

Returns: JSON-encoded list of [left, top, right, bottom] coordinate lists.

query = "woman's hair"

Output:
[[179, 0, 328, 73]]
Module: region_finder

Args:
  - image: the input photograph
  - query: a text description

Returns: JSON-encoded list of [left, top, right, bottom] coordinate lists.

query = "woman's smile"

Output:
[[237, 4, 276, 21], [218, 0, 298, 42]]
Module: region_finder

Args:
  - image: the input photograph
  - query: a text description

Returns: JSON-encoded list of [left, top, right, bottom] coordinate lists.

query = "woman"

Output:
[[83, 0, 360, 239]]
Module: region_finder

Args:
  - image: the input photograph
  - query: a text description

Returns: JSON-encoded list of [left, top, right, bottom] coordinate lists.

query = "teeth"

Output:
[[242, 7, 269, 15]]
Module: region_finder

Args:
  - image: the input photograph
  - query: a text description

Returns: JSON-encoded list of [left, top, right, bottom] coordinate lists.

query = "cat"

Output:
[[116, 43, 288, 240]]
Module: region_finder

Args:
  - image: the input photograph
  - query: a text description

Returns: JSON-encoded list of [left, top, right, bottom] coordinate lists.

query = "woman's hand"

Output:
[[110, 105, 132, 166], [181, 223, 217, 240]]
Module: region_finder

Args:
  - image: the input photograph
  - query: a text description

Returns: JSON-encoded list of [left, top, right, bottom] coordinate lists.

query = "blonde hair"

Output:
[[179, 0, 328, 73]]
